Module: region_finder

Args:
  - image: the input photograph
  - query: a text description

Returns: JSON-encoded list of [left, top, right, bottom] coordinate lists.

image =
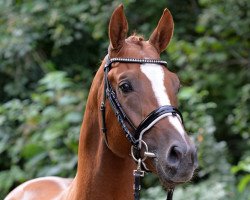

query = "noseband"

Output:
[[100, 56, 183, 200]]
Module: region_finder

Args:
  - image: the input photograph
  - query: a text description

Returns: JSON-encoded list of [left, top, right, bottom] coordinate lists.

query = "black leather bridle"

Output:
[[100, 56, 183, 200]]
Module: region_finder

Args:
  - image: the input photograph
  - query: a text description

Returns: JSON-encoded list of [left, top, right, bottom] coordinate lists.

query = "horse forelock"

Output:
[[126, 34, 145, 45]]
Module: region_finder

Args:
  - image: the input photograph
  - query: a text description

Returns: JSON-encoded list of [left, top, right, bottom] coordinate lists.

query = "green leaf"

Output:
[[21, 143, 45, 159], [238, 175, 250, 193]]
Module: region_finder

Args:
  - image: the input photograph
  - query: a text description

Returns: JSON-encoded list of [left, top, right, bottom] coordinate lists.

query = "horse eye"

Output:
[[119, 82, 133, 93]]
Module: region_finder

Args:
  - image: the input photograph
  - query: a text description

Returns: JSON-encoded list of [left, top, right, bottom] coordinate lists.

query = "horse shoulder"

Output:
[[4, 176, 73, 200]]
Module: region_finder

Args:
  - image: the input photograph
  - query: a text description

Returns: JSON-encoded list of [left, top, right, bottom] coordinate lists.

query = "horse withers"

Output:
[[5, 4, 198, 200]]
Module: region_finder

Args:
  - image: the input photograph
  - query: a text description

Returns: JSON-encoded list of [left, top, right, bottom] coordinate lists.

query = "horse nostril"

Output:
[[167, 146, 183, 168], [166, 144, 198, 170]]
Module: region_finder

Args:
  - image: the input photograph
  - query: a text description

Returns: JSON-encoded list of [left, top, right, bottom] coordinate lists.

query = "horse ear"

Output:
[[148, 8, 174, 53], [109, 4, 128, 51]]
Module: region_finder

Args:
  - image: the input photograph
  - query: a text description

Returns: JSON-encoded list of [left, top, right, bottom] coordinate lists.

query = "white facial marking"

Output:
[[140, 63, 187, 142], [168, 116, 186, 140], [140, 64, 170, 106]]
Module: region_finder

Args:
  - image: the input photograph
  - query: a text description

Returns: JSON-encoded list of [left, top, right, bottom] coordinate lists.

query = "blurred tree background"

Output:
[[0, 0, 249, 199]]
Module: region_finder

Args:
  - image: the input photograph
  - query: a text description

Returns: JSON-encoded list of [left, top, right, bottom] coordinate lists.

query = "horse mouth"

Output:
[[152, 156, 194, 189]]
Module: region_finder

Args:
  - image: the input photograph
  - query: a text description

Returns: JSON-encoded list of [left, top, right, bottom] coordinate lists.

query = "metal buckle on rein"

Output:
[[133, 158, 145, 180]]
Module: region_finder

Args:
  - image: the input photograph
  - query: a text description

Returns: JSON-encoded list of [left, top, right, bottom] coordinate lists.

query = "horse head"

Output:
[[99, 4, 198, 189]]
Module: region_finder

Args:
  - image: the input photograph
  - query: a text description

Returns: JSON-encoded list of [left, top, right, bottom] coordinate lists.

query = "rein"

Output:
[[100, 56, 183, 200]]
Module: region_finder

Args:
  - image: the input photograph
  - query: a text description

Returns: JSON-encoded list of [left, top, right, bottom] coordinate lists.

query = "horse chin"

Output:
[[153, 158, 193, 189]]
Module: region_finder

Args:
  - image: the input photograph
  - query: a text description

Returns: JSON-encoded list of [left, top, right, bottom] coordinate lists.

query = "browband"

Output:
[[105, 57, 168, 68]]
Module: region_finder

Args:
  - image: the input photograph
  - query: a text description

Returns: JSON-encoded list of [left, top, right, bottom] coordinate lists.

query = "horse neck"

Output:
[[65, 66, 135, 200]]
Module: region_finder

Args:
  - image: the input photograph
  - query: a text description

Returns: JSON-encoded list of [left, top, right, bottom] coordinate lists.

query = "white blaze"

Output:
[[140, 64, 170, 106], [140, 64, 186, 142]]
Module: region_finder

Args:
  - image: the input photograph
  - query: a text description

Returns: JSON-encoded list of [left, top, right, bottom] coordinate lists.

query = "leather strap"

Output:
[[167, 189, 174, 200], [135, 106, 183, 149], [133, 170, 143, 200]]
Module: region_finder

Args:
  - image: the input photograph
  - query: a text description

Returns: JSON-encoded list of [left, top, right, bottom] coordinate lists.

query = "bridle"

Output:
[[100, 56, 184, 200], [101, 56, 183, 200]]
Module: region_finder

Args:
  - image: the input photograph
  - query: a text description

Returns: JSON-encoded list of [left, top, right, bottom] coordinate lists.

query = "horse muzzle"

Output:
[[153, 141, 198, 188]]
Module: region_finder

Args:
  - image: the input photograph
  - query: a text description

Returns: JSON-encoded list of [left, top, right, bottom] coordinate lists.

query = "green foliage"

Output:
[[0, 71, 84, 199], [232, 156, 250, 193], [142, 179, 229, 200], [0, 0, 115, 100], [0, 0, 249, 199]]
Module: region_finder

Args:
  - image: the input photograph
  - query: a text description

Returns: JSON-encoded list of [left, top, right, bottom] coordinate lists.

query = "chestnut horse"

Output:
[[5, 5, 197, 200]]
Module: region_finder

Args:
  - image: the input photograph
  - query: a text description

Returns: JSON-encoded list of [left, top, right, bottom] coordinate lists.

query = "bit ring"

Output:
[[131, 140, 149, 162]]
